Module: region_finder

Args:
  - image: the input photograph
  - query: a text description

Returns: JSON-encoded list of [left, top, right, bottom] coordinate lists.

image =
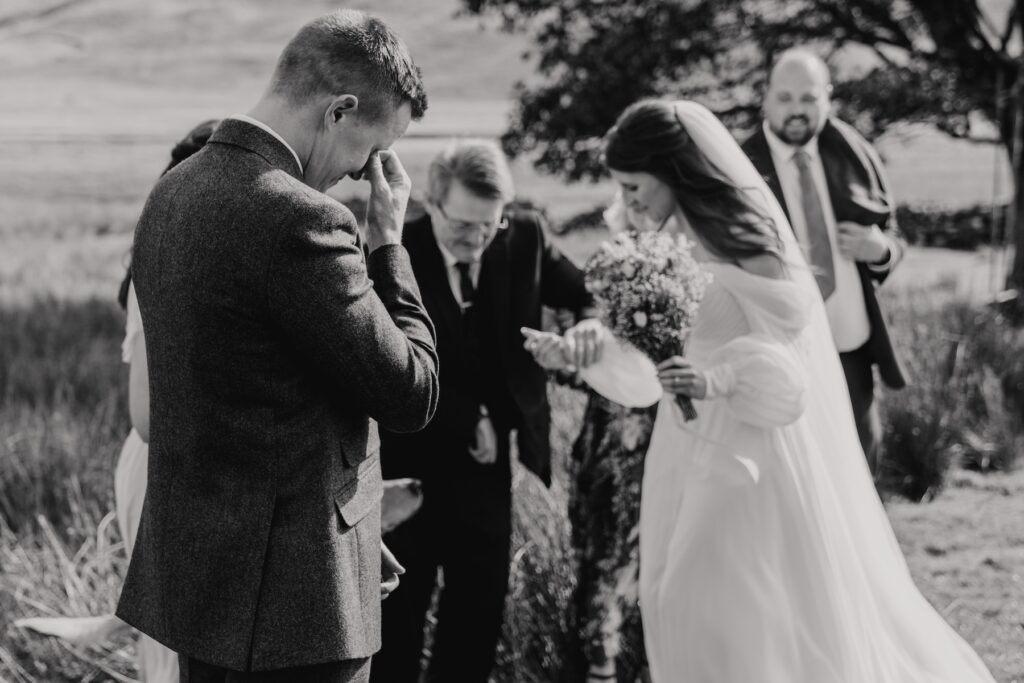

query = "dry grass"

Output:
[[0, 512, 137, 683], [887, 467, 1024, 681], [1, 274, 1022, 681]]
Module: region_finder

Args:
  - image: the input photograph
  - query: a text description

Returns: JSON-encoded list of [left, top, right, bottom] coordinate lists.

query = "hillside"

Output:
[[0, 0, 1013, 237], [1, 0, 531, 131]]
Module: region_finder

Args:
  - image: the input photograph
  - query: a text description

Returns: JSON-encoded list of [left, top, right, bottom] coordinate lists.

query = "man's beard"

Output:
[[773, 115, 817, 146]]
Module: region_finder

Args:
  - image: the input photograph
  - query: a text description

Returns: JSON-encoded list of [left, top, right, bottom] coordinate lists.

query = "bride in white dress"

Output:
[[535, 99, 996, 682]]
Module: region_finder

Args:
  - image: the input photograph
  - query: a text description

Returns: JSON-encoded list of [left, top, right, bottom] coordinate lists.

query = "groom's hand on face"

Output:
[[364, 150, 412, 252], [381, 541, 405, 599]]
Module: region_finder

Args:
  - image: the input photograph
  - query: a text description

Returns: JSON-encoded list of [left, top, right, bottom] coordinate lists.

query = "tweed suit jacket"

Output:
[[743, 118, 908, 389], [116, 118, 440, 671]]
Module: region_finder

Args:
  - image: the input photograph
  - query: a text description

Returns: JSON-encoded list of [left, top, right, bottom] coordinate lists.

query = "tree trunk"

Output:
[[1012, 134, 1024, 291], [1009, 93, 1024, 291], [1008, 2, 1024, 293]]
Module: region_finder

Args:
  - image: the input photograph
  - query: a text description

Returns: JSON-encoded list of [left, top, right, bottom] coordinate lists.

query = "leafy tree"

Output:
[[462, 0, 1024, 291]]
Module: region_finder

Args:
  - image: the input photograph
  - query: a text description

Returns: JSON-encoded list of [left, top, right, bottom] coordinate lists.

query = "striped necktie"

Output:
[[794, 150, 836, 300]]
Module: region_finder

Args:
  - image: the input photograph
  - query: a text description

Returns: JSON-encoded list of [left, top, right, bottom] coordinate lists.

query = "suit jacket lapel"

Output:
[[482, 230, 511, 362], [746, 128, 791, 223], [817, 119, 892, 228], [409, 220, 462, 340]]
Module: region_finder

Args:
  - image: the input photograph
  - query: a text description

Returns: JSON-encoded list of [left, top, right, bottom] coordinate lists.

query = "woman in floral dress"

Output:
[[568, 391, 655, 683]]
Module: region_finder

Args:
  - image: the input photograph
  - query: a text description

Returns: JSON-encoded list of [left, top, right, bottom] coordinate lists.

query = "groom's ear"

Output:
[[326, 95, 359, 126]]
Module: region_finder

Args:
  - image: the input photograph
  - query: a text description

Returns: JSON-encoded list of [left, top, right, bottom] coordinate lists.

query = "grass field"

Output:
[[0, 0, 1015, 238], [1, 290, 1022, 681], [1, 1, 1023, 681]]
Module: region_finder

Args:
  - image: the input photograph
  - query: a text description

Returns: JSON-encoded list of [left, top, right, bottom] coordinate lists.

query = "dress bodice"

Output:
[[686, 264, 750, 364]]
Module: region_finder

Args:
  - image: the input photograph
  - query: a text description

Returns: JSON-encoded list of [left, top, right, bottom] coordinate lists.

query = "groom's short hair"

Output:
[[269, 9, 427, 120]]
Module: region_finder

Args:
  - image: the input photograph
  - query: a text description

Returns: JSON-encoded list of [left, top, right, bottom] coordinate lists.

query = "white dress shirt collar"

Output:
[[432, 227, 481, 304], [229, 114, 304, 174]]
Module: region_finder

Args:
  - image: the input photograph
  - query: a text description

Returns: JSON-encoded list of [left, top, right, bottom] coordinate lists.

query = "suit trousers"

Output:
[[839, 341, 882, 475], [370, 470, 512, 683], [178, 656, 370, 683]]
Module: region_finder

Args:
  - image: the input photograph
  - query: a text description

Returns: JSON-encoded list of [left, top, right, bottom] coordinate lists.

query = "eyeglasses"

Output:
[[435, 202, 509, 236]]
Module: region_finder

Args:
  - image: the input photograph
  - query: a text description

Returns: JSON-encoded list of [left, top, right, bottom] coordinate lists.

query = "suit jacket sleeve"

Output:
[[533, 213, 599, 319], [856, 131, 906, 284], [268, 206, 439, 433]]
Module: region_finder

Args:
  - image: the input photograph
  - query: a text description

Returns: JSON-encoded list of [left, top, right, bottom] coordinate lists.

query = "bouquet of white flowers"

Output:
[[584, 229, 712, 420]]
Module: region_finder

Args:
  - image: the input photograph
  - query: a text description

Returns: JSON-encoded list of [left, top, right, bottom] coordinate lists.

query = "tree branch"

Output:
[[0, 0, 93, 31], [817, 1, 916, 52]]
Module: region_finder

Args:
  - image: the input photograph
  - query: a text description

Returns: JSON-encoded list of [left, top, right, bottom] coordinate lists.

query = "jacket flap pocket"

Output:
[[335, 458, 382, 528]]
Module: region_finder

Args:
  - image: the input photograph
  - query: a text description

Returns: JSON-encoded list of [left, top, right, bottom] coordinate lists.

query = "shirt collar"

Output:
[[228, 114, 304, 174], [763, 120, 820, 164]]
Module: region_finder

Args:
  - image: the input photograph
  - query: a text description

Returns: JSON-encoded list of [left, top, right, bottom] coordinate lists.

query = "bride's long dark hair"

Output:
[[604, 99, 784, 264]]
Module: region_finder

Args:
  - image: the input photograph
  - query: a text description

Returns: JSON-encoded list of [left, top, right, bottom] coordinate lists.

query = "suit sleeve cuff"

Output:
[[366, 243, 412, 280]]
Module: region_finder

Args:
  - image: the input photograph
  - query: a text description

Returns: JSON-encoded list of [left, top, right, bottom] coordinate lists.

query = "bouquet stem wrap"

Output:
[[669, 351, 699, 422]]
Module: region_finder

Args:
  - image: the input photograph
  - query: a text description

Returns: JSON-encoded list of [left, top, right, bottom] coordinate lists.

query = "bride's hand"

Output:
[[522, 327, 573, 371], [657, 356, 707, 399]]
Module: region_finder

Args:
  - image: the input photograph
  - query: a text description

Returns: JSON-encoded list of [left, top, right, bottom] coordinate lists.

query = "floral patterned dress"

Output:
[[568, 390, 656, 682]]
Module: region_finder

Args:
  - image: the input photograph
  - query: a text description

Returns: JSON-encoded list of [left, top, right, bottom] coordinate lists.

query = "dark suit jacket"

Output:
[[117, 119, 440, 671], [743, 118, 907, 389], [380, 212, 596, 506]]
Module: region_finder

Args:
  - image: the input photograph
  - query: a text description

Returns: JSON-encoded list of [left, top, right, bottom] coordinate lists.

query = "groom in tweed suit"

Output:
[[117, 11, 439, 682]]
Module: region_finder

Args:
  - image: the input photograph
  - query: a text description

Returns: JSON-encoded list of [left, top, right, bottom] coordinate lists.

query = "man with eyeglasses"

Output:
[[373, 140, 603, 683]]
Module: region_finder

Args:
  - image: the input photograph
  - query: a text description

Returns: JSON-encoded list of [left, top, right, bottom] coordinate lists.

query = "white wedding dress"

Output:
[[118, 284, 179, 683], [582, 101, 996, 682]]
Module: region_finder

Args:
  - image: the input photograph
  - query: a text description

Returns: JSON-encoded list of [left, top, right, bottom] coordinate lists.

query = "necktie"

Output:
[[455, 261, 476, 310], [456, 261, 482, 373], [794, 150, 836, 300]]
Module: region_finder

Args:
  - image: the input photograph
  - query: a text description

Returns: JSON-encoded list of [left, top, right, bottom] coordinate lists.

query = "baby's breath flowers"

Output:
[[584, 230, 712, 420]]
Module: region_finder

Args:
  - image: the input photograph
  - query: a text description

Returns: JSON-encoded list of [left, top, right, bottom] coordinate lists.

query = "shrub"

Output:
[[877, 282, 1023, 500], [556, 207, 606, 237], [895, 203, 1009, 250], [876, 283, 965, 500], [493, 385, 586, 683]]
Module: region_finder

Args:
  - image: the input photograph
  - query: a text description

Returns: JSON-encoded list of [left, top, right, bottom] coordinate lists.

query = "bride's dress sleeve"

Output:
[[702, 334, 807, 428]]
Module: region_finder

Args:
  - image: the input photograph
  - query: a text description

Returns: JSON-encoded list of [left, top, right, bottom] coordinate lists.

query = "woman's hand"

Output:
[[522, 327, 572, 372], [657, 356, 707, 400], [381, 541, 405, 599]]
